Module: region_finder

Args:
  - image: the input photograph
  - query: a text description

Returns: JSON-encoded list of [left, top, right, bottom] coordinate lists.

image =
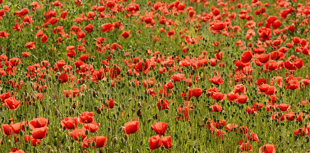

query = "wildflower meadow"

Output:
[[0, 0, 310, 152]]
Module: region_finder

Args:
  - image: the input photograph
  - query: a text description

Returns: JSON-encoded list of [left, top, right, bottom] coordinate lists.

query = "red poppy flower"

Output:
[[263, 60, 278, 72], [84, 24, 93, 33], [78, 112, 94, 124], [68, 128, 87, 141], [22, 52, 30, 57], [233, 84, 246, 94], [61, 117, 79, 129], [162, 136, 172, 149], [4, 97, 20, 110], [121, 31, 130, 39], [191, 88, 203, 97], [58, 72, 68, 83], [267, 16, 277, 23], [9, 58, 21, 66], [294, 127, 308, 137], [215, 119, 226, 129], [9, 149, 25, 153], [210, 76, 224, 85], [83, 122, 100, 132], [101, 23, 114, 33], [109, 64, 121, 79], [25, 42, 35, 49], [122, 121, 140, 134], [12, 23, 21, 32], [60, 10, 68, 20], [92, 136, 107, 148], [14, 8, 29, 18], [211, 92, 226, 101], [240, 51, 252, 63], [29, 117, 48, 130], [226, 123, 238, 132], [240, 143, 252, 151], [10, 121, 27, 134], [209, 58, 217, 66], [236, 95, 247, 104], [91, 69, 105, 82], [151, 122, 167, 136], [41, 34, 48, 43], [0, 31, 9, 38], [31, 127, 47, 139], [280, 111, 295, 121], [279, 104, 290, 111], [286, 79, 300, 90], [77, 31, 86, 41], [288, 24, 295, 33], [167, 29, 175, 37], [227, 92, 238, 101], [87, 11, 96, 20], [157, 99, 169, 110], [259, 144, 275, 153], [170, 73, 185, 81], [1, 124, 12, 135], [149, 135, 162, 150], [97, 6, 105, 12], [210, 103, 222, 112], [0, 93, 10, 103], [165, 81, 174, 89], [78, 54, 88, 61], [212, 22, 226, 30]]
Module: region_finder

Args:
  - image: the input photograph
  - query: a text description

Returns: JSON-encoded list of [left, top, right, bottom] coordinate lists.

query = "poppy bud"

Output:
[[70, 108, 75, 114], [137, 109, 141, 116], [97, 108, 101, 114], [113, 137, 117, 143]]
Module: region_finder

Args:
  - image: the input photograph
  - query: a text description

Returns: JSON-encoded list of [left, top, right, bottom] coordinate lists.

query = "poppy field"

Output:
[[1, 0, 310, 152]]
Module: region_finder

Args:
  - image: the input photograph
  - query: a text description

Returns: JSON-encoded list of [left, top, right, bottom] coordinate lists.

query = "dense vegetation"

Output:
[[0, 0, 310, 152]]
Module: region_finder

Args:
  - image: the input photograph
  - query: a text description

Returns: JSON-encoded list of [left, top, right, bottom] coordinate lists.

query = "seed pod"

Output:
[[72, 103, 76, 109], [97, 108, 101, 114], [113, 137, 117, 143]]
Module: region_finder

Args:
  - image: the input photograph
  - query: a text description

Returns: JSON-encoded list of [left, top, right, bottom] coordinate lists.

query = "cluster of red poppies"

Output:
[[1, 0, 310, 152], [62, 112, 107, 148], [1, 117, 48, 149]]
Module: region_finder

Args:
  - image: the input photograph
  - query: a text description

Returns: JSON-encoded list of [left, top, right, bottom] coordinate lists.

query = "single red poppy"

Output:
[[10, 121, 27, 134], [61, 117, 79, 129], [122, 121, 140, 134], [29, 117, 48, 130], [149, 135, 162, 150], [151, 122, 168, 136], [4, 97, 20, 110], [240, 143, 252, 151], [161, 136, 172, 149], [25, 42, 35, 49], [210, 103, 222, 112], [170, 73, 185, 81], [259, 144, 275, 153], [78, 112, 94, 124], [240, 51, 252, 63], [279, 104, 290, 111], [31, 127, 47, 139], [83, 122, 100, 132], [68, 128, 87, 141], [211, 92, 226, 101], [92, 136, 107, 148]]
